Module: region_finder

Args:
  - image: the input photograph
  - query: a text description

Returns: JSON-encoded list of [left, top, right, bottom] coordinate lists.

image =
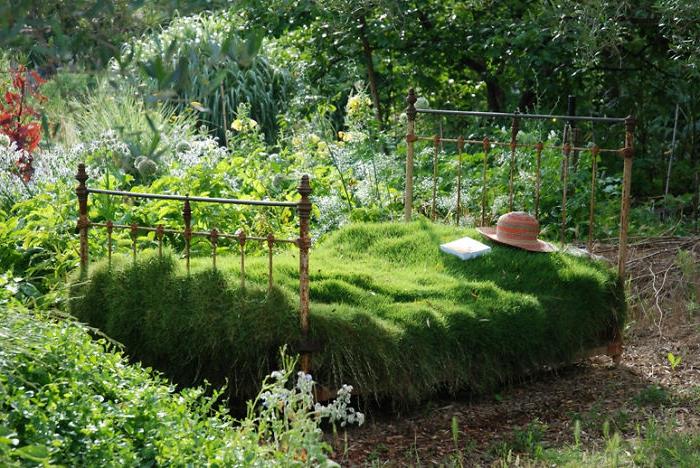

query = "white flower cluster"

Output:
[[259, 368, 364, 428], [159, 132, 228, 177], [116, 11, 241, 74], [0, 139, 99, 203], [314, 384, 365, 427]]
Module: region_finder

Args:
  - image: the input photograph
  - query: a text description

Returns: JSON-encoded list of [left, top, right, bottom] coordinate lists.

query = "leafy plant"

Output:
[[0, 304, 362, 465], [667, 352, 682, 371], [634, 385, 671, 407], [118, 12, 291, 142], [0, 65, 46, 182]]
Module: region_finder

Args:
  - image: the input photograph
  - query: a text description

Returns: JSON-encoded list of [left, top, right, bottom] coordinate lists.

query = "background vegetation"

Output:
[[1, 0, 698, 464]]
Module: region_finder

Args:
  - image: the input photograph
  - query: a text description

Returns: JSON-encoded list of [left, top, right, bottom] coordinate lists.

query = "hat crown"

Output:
[[495, 211, 540, 243]]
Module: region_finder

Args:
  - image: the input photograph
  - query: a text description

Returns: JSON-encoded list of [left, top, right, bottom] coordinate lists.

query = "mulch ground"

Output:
[[330, 240, 700, 466]]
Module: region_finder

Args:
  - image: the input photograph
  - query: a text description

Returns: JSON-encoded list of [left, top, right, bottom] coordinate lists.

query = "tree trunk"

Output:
[[485, 78, 504, 113], [359, 15, 383, 126]]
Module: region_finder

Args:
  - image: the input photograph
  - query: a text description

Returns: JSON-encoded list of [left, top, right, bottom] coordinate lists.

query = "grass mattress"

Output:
[[70, 220, 626, 404]]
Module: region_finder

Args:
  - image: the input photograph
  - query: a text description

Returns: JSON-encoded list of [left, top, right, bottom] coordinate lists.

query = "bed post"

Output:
[[76, 164, 89, 279], [297, 175, 313, 373], [618, 117, 635, 279], [404, 88, 417, 222]]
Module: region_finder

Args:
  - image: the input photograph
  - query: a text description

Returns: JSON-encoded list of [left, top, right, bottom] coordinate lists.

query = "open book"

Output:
[[440, 236, 492, 260]]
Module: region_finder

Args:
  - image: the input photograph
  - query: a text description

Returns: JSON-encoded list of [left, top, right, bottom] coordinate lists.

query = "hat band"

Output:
[[496, 227, 539, 242]]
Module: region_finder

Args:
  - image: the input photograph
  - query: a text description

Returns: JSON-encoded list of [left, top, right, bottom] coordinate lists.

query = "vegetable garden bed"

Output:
[[69, 220, 625, 405]]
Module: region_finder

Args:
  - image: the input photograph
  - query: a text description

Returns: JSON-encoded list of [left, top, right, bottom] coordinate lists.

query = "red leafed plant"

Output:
[[0, 66, 46, 182]]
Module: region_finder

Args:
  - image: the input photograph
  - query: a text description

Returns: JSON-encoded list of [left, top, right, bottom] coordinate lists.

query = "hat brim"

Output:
[[476, 227, 556, 253]]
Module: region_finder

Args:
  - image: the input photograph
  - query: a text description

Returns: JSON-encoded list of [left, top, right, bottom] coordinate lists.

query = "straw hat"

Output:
[[476, 212, 556, 253]]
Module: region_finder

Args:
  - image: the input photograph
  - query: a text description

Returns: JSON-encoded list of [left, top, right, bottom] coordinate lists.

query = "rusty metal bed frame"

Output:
[[75, 163, 315, 372], [402, 89, 632, 363], [402, 88, 635, 279]]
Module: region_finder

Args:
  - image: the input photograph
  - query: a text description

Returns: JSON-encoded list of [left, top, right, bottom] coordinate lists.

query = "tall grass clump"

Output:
[[70, 221, 626, 405], [69, 81, 198, 179]]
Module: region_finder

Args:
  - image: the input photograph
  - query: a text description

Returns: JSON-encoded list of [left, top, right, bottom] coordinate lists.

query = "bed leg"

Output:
[[607, 335, 623, 365]]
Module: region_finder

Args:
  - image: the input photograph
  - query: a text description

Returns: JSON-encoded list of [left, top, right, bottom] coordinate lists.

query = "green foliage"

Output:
[[408, 129, 624, 241], [0, 0, 236, 69], [667, 352, 682, 371], [0, 304, 363, 465], [634, 385, 671, 407], [70, 221, 625, 404], [0, 185, 78, 300], [491, 419, 548, 460], [119, 12, 291, 142], [69, 81, 197, 180], [509, 418, 700, 467]]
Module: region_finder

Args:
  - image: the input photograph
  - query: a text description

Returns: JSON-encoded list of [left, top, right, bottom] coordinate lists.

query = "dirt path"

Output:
[[333, 241, 700, 466], [333, 321, 699, 466]]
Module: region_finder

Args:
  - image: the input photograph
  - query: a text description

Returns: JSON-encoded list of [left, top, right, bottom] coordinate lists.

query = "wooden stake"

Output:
[[618, 117, 635, 278]]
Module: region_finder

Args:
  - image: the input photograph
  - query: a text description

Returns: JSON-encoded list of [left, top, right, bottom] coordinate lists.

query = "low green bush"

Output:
[[70, 220, 626, 405], [0, 304, 361, 465]]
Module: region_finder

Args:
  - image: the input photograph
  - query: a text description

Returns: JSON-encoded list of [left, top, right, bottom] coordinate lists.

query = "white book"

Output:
[[440, 236, 492, 260]]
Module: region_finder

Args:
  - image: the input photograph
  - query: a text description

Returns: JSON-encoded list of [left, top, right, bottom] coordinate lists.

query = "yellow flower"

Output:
[[347, 95, 361, 114], [317, 141, 329, 156], [231, 119, 244, 131]]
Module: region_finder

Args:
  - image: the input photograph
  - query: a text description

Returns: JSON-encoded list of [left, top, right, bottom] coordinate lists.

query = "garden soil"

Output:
[[335, 238, 700, 466]]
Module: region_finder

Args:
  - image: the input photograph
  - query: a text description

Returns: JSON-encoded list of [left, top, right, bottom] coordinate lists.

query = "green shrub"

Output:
[[70, 221, 626, 405], [0, 304, 361, 465], [67, 81, 198, 181], [634, 385, 671, 407], [118, 12, 291, 142]]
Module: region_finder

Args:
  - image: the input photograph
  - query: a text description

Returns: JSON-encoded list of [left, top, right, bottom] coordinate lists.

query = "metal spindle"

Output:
[[508, 116, 520, 211], [106, 220, 113, 267], [183, 197, 192, 274], [561, 142, 571, 245], [210, 228, 219, 270], [431, 135, 440, 221], [156, 224, 164, 258], [534, 142, 543, 219], [404, 89, 417, 221], [238, 229, 246, 289], [481, 138, 491, 226], [588, 145, 600, 251], [267, 233, 275, 292], [130, 223, 138, 262], [456, 136, 464, 224]]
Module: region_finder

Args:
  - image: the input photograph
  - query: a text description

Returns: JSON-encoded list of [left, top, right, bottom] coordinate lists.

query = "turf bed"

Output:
[[69, 220, 625, 405]]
